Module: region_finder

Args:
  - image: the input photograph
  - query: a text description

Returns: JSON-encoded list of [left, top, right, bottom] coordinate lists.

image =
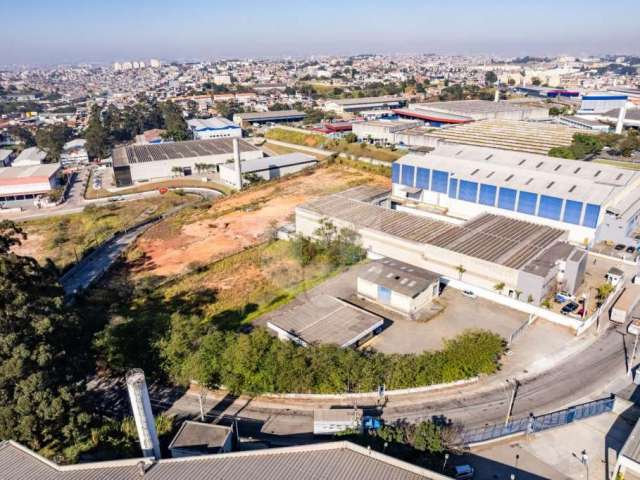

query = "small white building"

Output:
[[13, 147, 48, 167], [218, 152, 318, 188], [0, 164, 61, 204], [352, 120, 421, 145], [60, 139, 89, 167], [313, 409, 363, 435], [357, 258, 441, 318], [169, 421, 233, 458], [188, 117, 242, 140]]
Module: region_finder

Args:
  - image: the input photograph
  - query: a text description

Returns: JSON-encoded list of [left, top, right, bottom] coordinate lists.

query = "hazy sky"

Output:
[[2, 0, 640, 65]]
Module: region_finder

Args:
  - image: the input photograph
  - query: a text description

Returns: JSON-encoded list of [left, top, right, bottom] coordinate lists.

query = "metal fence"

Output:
[[460, 396, 614, 445]]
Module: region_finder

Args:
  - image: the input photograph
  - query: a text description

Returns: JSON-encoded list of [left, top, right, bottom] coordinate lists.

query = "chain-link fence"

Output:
[[460, 396, 614, 445]]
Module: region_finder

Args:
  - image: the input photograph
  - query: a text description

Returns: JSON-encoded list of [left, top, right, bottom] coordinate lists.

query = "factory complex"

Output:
[[391, 144, 640, 246]]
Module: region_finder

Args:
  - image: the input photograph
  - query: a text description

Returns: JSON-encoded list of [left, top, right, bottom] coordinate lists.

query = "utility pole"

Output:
[[629, 333, 639, 376], [505, 379, 519, 426], [198, 389, 207, 422], [580, 450, 589, 480]]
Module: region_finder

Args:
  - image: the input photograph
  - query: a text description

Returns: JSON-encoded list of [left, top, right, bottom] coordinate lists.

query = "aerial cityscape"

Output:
[[2, 1, 640, 479]]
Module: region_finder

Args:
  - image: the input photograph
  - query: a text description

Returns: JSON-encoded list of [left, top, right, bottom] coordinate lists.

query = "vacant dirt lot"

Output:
[[134, 164, 389, 277]]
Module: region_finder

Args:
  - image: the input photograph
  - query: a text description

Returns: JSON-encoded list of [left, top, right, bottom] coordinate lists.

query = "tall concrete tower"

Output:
[[616, 104, 627, 134], [232, 138, 243, 190], [126, 369, 161, 459]]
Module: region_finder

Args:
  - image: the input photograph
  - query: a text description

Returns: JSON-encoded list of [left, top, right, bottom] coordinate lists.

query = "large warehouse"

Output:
[[393, 100, 549, 126], [390, 144, 640, 245], [111, 138, 263, 187], [296, 188, 586, 304], [393, 119, 577, 155], [0, 164, 61, 204], [323, 95, 406, 114], [233, 110, 306, 127]]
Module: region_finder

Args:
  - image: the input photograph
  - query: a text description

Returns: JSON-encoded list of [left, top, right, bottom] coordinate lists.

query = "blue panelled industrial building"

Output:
[[391, 144, 640, 246]]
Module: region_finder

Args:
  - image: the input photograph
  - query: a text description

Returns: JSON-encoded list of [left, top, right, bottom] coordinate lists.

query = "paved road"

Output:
[[153, 322, 634, 445]]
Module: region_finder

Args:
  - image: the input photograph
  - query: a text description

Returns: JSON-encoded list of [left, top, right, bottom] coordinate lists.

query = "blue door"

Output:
[[378, 286, 391, 304]]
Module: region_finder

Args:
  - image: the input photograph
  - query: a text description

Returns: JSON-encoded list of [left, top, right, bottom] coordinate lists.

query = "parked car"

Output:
[[462, 290, 477, 299], [615, 244, 626, 251], [627, 246, 637, 254], [555, 291, 574, 303], [454, 465, 475, 479], [561, 302, 580, 315]]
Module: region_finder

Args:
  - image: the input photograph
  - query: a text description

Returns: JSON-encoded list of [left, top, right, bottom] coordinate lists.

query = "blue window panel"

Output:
[[401, 165, 415, 187], [459, 180, 479, 203], [416, 167, 430, 189], [582, 204, 601, 228], [563, 200, 583, 225], [479, 184, 497, 206], [431, 170, 448, 193], [538, 195, 563, 221], [517, 191, 538, 215], [498, 187, 517, 210], [391, 163, 400, 183], [448, 178, 458, 199]]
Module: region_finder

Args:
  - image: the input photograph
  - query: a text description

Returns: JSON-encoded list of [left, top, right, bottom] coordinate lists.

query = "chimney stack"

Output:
[[232, 138, 243, 190], [126, 369, 161, 460], [615, 104, 627, 134]]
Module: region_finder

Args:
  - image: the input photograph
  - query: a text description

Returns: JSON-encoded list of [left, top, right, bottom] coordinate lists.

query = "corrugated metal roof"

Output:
[[0, 440, 444, 479]]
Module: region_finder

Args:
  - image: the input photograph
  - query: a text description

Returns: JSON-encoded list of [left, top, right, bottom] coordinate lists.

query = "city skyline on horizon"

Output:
[[2, 0, 640, 66]]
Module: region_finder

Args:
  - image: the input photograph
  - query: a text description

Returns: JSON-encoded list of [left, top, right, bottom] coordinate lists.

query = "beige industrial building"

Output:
[[0, 164, 61, 204], [323, 95, 405, 114], [357, 257, 441, 318], [296, 188, 586, 304]]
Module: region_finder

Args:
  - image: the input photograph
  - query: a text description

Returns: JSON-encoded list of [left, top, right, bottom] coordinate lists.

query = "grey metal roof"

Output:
[[333, 185, 390, 203], [298, 194, 566, 270], [416, 100, 546, 116], [328, 95, 404, 106], [396, 143, 638, 206], [0, 440, 445, 480], [234, 110, 306, 121], [168, 421, 232, 451], [359, 258, 440, 298], [112, 139, 259, 168], [266, 294, 383, 347]]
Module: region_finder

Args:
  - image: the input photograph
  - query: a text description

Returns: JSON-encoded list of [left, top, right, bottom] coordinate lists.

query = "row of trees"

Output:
[[85, 98, 190, 160], [290, 218, 366, 267], [549, 131, 640, 159], [168, 327, 504, 395]]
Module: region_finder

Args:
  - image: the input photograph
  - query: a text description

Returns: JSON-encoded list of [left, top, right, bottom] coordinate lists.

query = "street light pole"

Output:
[[629, 333, 639, 376], [581, 449, 589, 480], [442, 453, 450, 472], [505, 379, 519, 426]]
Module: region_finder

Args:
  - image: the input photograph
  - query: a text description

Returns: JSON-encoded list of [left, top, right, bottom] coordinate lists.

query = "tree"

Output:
[[161, 101, 189, 141], [8, 126, 36, 148], [456, 265, 466, 280], [412, 421, 444, 454], [35, 124, 73, 162], [484, 71, 498, 85], [343, 132, 358, 143], [597, 283, 614, 301], [507, 78, 516, 86], [85, 105, 109, 160], [531, 77, 542, 86], [0, 221, 91, 455], [493, 282, 505, 293]]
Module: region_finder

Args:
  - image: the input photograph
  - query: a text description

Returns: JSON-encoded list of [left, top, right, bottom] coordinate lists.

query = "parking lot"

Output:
[[256, 263, 577, 369]]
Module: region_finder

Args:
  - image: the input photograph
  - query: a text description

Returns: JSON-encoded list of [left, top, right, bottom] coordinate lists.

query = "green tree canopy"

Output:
[[0, 221, 91, 455]]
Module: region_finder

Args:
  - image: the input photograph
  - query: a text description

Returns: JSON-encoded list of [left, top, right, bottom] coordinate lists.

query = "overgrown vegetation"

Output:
[[265, 127, 405, 162], [21, 193, 191, 270], [290, 218, 366, 267], [177, 328, 504, 395], [549, 131, 640, 159]]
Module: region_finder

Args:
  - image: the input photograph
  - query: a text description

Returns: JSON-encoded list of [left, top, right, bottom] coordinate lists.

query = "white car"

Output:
[[462, 290, 477, 299]]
